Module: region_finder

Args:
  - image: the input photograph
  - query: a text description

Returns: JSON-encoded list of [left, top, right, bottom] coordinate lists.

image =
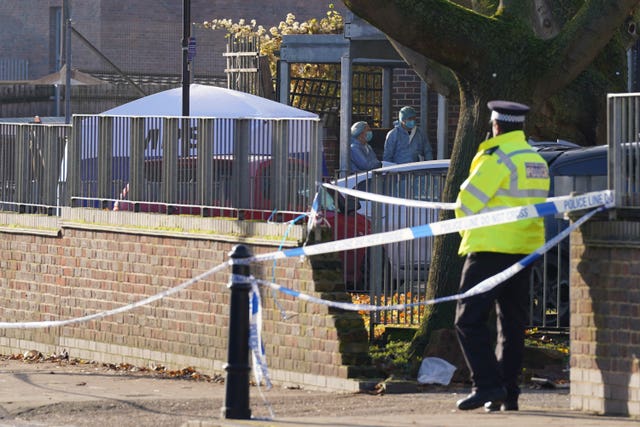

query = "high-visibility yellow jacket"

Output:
[[455, 130, 550, 256]]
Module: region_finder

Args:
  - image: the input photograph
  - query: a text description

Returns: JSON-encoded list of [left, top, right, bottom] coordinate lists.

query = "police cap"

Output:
[[487, 100, 530, 123]]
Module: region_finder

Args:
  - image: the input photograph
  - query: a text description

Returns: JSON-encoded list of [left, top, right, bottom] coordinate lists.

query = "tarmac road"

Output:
[[0, 357, 637, 427]]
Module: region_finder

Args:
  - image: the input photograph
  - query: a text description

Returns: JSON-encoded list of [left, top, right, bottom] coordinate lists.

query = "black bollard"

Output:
[[221, 244, 252, 419]]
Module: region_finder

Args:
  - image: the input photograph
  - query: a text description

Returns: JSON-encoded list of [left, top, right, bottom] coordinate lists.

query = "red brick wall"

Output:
[[570, 220, 640, 416], [389, 68, 458, 158], [391, 68, 422, 115], [0, 221, 370, 391]]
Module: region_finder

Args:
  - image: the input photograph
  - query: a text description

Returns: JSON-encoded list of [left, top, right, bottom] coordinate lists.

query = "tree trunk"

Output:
[[408, 81, 490, 360], [342, 0, 640, 369]]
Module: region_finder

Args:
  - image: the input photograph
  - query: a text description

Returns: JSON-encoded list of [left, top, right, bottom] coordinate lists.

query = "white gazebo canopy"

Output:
[[102, 84, 318, 119]]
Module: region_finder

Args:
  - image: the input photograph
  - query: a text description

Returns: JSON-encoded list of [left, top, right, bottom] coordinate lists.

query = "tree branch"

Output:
[[342, 0, 499, 74], [386, 37, 458, 97], [535, 0, 640, 101]]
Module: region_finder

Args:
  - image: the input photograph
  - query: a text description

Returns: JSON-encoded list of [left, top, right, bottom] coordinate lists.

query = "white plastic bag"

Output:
[[417, 357, 457, 385]]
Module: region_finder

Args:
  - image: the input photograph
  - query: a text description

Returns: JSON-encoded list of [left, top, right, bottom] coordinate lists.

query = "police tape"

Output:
[[250, 281, 272, 390], [247, 205, 606, 311], [244, 204, 605, 390], [322, 182, 457, 210], [0, 261, 231, 329], [244, 189, 614, 264], [0, 190, 613, 329]]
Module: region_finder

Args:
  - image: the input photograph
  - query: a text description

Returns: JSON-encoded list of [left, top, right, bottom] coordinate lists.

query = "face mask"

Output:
[[404, 120, 416, 129], [365, 131, 373, 142]]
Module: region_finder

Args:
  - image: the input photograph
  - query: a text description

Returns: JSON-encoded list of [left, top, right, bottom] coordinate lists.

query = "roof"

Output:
[[101, 84, 318, 119], [30, 65, 108, 86]]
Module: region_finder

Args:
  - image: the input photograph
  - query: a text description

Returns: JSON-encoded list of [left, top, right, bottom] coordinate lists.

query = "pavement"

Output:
[[0, 357, 637, 427]]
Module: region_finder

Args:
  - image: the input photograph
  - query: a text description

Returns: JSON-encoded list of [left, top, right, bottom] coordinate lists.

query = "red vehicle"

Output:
[[116, 156, 312, 217], [114, 156, 370, 285]]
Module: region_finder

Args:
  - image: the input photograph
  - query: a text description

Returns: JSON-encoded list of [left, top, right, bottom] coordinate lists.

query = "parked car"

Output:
[[114, 156, 310, 218]]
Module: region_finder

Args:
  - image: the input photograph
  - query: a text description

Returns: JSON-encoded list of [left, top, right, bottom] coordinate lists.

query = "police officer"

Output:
[[454, 100, 550, 412]]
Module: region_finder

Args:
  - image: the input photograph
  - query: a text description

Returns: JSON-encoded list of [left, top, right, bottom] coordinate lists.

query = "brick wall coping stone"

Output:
[[0, 209, 305, 246]]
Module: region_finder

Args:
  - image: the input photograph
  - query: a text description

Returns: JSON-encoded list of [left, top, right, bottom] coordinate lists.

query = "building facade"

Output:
[[0, 0, 347, 81]]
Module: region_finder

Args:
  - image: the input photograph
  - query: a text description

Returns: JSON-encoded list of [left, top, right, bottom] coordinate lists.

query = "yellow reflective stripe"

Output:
[[457, 182, 491, 215], [494, 147, 548, 198], [494, 149, 520, 193]]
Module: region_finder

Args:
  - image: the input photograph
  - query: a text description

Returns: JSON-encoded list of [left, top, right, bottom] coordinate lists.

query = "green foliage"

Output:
[[369, 340, 413, 378], [525, 328, 570, 355]]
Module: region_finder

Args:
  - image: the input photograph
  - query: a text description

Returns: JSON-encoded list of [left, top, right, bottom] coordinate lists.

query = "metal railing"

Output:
[[8, 98, 636, 332], [328, 164, 571, 332], [0, 58, 29, 80], [327, 166, 448, 331], [0, 116, 321, 221], [608, 93, 640, 208], [0, 123, 70, 215]]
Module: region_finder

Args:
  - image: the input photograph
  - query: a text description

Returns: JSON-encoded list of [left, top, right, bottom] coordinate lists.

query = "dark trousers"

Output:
[[454, 252, 529, 396]]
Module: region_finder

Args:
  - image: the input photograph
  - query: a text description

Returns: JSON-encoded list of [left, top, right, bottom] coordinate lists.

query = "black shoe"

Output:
[[484, 400, 519, 412], [456, 387, 507, 411]]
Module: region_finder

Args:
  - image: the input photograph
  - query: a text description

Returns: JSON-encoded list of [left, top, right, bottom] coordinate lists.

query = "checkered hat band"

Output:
[[491, 110, 525, 123]]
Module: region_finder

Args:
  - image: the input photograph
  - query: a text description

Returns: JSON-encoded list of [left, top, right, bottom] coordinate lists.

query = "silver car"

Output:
[[334, 160, 450, 288]]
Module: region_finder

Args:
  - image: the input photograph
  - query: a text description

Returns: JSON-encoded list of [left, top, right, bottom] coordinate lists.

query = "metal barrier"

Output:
[[330, 164, 571, 331], [0, 116, 321, 222], [0, 122, 70, 215], [529, 218, 570, 328], [5, 112, 616, 332], [608, 93, 640, 209], [68, 115, 320, 218], [0, 58, 29, 80], [329, 166, 448, 330]]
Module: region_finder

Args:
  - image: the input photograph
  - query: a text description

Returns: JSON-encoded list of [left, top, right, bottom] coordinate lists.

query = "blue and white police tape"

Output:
[[0, 261, 231, 329], [242, 189, 614, 264], [0, 191, 613, 330], [249, 205, 607, 311], [322, 182, 457, 210], [243, 205, 605, 393], [250, 282, 272, 389]]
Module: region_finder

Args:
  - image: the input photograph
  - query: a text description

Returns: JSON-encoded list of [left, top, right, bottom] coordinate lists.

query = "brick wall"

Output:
[[570, 219, 640, 416], [0, 214, 371, 391], [389, 68, 458, 158], [391, 68, 422, 114], [0, 1, 348, 80]]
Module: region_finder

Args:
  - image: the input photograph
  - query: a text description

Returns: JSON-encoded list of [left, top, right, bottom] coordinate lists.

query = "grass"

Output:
[[352, 293, 570, 380]]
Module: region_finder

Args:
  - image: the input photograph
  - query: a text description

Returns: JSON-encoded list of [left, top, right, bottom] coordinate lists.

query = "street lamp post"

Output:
[[182, 0, 191, 117], [64, 0, 71, 124]]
